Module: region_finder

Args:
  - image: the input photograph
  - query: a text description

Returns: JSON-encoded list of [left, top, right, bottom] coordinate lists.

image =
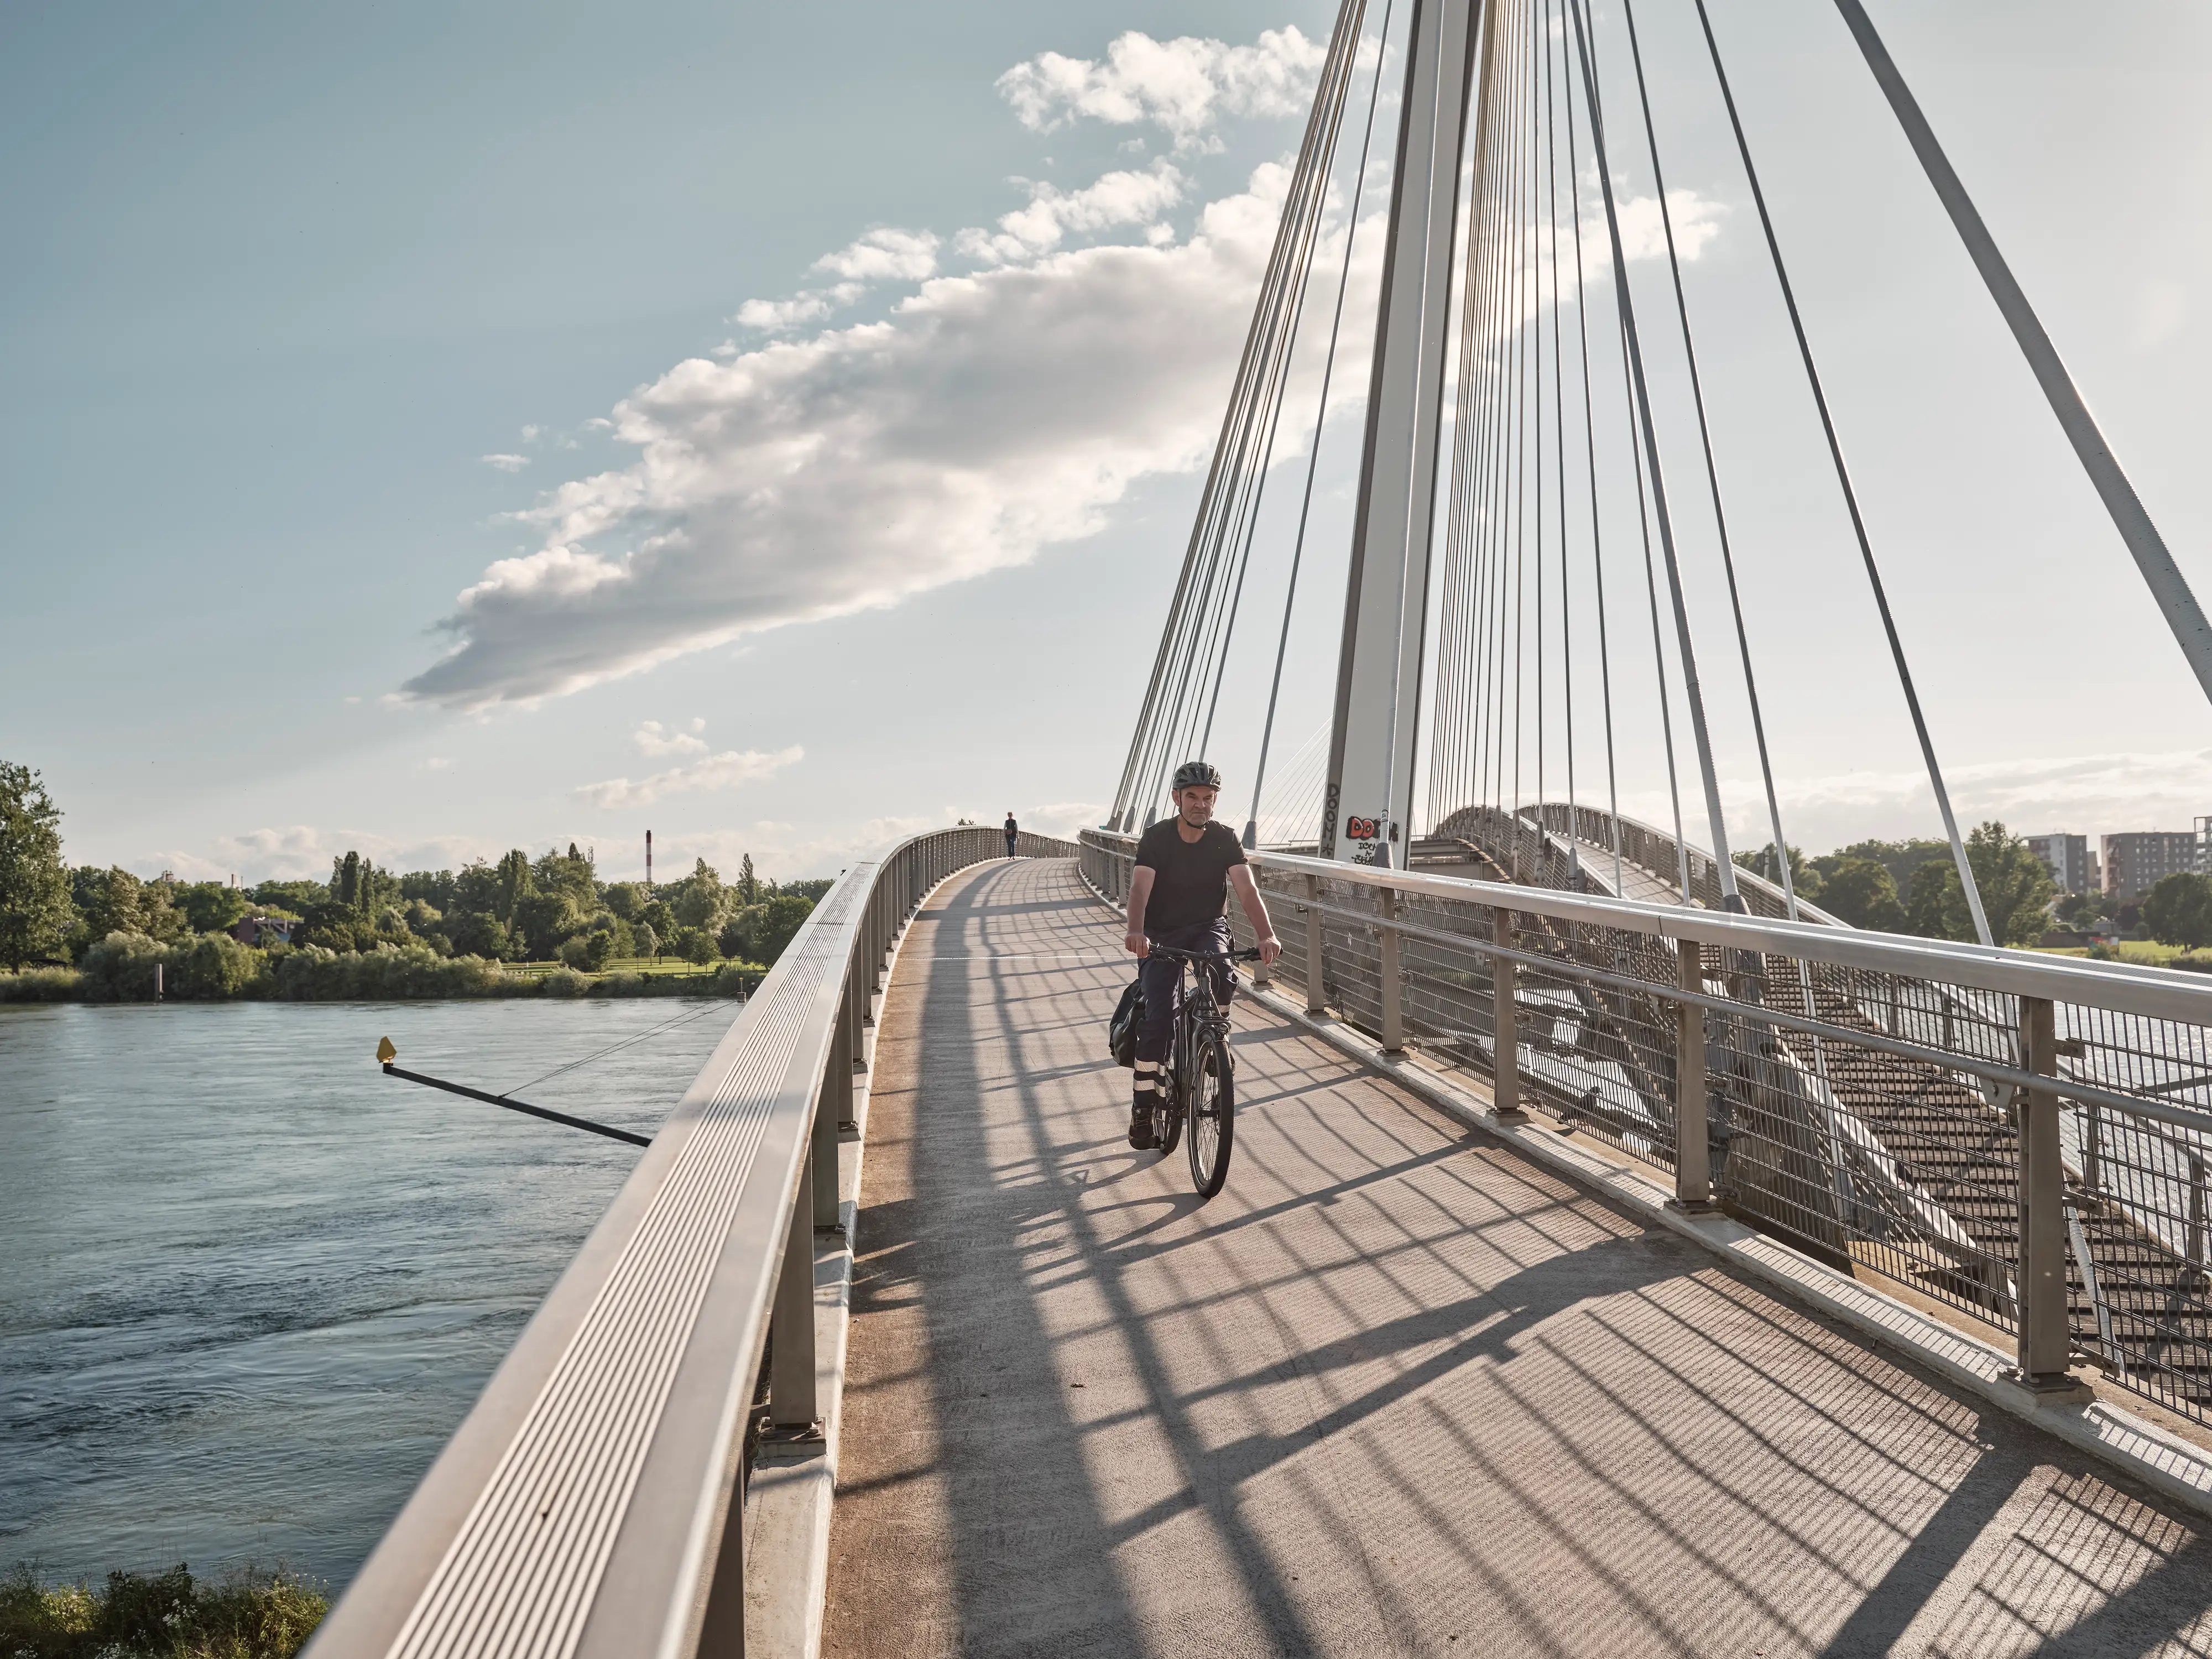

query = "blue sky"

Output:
[[4, 1, 2210, 884]]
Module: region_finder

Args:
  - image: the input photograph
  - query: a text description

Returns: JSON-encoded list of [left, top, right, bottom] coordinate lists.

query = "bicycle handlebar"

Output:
[[1144, 944, 1264, 963]]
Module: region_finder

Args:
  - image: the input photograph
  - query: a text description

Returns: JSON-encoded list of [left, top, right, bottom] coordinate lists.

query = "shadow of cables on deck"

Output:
[[847, 859, 2212, 1658]]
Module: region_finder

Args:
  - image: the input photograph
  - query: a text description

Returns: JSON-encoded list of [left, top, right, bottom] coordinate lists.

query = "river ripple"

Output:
[[0, 997, 737, 1591]]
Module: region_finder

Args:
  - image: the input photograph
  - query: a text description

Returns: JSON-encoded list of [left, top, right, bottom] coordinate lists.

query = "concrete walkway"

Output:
[[824, 858, 2212, 1658]]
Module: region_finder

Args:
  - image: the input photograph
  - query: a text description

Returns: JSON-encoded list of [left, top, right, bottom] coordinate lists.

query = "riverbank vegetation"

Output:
[[1733, 822, 2058, 946], [0, 1563, 323, 1658], [0, 759, 828, 1001]]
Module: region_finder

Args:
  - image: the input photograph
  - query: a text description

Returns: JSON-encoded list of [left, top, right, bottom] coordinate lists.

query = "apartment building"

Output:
[[2102, 831, 2199, 901], [2025, 832, 2092, 895]]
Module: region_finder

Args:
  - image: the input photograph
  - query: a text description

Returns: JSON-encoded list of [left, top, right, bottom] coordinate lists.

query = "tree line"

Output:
[[1734, 818, 2212, 952], [1732, 821, 2057, 946], [0, 758, 827, 980]]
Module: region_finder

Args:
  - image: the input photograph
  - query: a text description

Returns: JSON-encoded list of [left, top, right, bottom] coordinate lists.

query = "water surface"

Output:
[[0, 998, 737, 1590]]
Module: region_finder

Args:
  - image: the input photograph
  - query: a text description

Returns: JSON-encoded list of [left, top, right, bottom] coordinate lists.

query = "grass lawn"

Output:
[[2032, 940, 2212, 969]]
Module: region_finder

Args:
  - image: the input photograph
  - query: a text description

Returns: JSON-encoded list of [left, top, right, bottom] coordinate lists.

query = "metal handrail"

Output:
[[308, 827, 1074, 1659], [1081, 825, 2212, 1425], [1084, 826, 2212, 1025]]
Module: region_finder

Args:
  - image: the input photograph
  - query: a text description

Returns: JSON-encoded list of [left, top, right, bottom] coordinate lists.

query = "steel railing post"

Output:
[[1493, 907, 1527, 1123], [1379, 886, 1404, 1052], [769, 1152, 820, 1432], [2016, 994, 2073, 1387], [1304, 874, 1325, 1015], [821, 988, 852, 1201], [1673, 938, 1713, 1212]]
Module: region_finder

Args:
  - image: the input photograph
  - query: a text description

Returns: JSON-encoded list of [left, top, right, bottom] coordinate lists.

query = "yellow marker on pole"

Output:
[[377, 1036, 397, 1065]]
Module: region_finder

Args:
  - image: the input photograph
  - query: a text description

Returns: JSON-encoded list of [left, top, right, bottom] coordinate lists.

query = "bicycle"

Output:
[[1142, 943, 1260, 1199]]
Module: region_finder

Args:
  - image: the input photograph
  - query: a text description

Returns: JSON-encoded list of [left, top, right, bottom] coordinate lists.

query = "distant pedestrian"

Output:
[[1004, 812, 1019, 858]]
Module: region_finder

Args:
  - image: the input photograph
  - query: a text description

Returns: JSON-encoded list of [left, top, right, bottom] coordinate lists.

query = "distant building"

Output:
[[2025, 833, 2091, 895], [232, 915, 296, 947], [2102, 832, 2199, 901]]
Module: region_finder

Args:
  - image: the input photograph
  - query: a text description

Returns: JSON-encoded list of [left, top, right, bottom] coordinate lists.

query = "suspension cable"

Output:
[[1689, 0, 1992, 946]]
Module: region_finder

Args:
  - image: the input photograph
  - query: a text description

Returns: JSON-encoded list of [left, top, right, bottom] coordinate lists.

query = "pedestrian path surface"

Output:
[[823, 858, 2212, 1658]]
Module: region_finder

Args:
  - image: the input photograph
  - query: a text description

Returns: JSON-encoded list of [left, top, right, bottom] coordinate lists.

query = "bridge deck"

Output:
[[823, 858, 2212, 1657]]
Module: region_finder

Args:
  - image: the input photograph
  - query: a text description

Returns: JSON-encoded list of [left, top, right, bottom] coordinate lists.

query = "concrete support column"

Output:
[[1492, 907, 1526, 1123], [1673, 939, 1713, 1213]]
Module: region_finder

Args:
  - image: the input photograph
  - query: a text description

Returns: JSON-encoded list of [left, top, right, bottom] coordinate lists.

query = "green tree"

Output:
[[2142, 872, 2212, 948], [254, 878, 328, 914], [175, 880, 253, 936], [173, 931, 262, 997], [670, 924, 719, 966], [1893, 823, 2057, 946], [1964, 821, 2058, 946], [1813, 837, 1952, 893], [400, 868, 458, 911], [602, 881, 646, 921], [738, 853, 759, 906], [514, 891, 586, 959], [725, 892, 816, 966], [448, 910, 514, 959], [635, 921, 660, 961], [1812, 858, 1905, 933], [670, 858, 726, 931], [494, 849, 534, 922], [1904, 862, 1961, 940], [1733, 842, 1823, 900], [73, 865, 148, 948], [0, 761, 74, 968], [535, 845, 599, 907]]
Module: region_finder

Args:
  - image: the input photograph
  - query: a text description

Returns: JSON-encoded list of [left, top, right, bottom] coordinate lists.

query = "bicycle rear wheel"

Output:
[[1186, 1036, 1234, 1198]]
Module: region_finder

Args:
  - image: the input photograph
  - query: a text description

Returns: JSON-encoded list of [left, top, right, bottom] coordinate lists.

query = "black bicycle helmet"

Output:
[[1172, 760, 1223, 791]]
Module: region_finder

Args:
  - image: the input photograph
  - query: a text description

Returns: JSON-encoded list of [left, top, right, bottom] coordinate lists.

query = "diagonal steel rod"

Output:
[[382, 1062, 651, 1148], [1834, 0, 2212, 712]]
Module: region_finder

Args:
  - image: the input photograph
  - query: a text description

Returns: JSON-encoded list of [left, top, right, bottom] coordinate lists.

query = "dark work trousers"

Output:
[[1005, 834, 1018, 858], [1135, 918, 1234, 1064]]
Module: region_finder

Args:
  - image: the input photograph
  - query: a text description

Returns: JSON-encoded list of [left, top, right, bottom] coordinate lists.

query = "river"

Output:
[[0, 997, 738, 1593]]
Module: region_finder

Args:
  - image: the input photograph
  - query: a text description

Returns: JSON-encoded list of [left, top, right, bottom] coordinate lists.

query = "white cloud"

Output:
[[1608, 187, 1725, 265], [634, 717, 708, 757], [402, 161, 1326, 709], [574, 744, 804, 810], [734, 229, 940, 335], [521, 424, 545, 442], [423, 756, 454, 771], [813, 227, 940, 283], [481, 453, 531, 473], [734, 288, 850, 333], [998, 27, 1324, 148], [956, 160, 1187, 264]]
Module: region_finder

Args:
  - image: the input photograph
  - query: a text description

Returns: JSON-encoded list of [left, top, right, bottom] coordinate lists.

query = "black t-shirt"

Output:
[[1134, 818, 1246, 933], [1004, 817, 1018, 836]]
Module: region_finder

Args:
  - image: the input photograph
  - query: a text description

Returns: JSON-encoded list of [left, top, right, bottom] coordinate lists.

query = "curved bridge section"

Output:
[[826, 852, 2212, 1654], [307, 828, 1075, 1659]]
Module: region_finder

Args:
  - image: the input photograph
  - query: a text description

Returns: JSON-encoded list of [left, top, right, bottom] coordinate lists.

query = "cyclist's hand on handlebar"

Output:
[[1258, 935, 1282, 967], [1125, 930, 1149, 958]]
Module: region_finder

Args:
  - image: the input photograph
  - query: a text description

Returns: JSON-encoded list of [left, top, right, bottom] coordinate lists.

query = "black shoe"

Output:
[[1128, 1104, 1157, 1150]]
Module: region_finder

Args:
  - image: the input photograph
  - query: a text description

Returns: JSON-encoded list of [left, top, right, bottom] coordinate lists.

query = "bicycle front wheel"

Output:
[[1186, 1036, 1234, 1198], [1155, 1061, 1184, 1157]]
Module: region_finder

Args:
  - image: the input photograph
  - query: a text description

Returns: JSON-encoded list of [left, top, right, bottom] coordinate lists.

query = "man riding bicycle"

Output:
[[1124, 761, 1281, 1149]]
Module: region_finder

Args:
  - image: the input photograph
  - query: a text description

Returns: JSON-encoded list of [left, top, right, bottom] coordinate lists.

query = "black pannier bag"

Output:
[[1109, 978, 1144, 1068]]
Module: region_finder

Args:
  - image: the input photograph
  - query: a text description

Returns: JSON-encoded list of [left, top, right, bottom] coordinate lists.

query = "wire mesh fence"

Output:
[[1079, 827, 2212, 1426]]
